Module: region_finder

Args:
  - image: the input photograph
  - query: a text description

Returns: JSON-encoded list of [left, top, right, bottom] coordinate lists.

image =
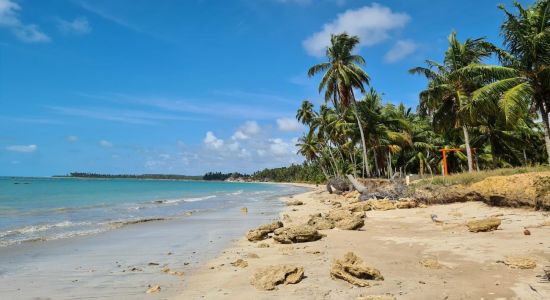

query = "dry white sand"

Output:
[[174, 187, 550, 300]]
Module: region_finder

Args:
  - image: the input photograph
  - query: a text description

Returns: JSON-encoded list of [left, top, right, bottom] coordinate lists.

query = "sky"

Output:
[[0, 0, 531, 176]]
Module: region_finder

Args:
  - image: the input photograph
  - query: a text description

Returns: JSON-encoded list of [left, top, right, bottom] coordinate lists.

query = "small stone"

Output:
[[523, 229, 531, 235], [146, 285, 161, 294], [466, 217, 501, 232], [240, 207, 248, 213]]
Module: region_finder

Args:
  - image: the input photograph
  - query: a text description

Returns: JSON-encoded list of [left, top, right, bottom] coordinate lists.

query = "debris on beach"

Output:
[[273, 225, 323, 244], [466, 217, 501, 232], [146, 285, 161, 293], [240, 207, 248, 214], [257, 243, 270, 248], [161, 267, 185, 276], [330, 252, 384, 287], [357, 294, 397, 300], [307, 214, 335, 230], [326, 177, 352, 194], [419, 257, 443, 269], [335, 216, 364, 230], [250, 265, 304, 290], [502, 256, 537, 269], [246, 221, 284, 242], [231, 259, 248, 268], [247, 253, 260, 259], [523, 228, 531, 235], [286, 200, 304, 206]]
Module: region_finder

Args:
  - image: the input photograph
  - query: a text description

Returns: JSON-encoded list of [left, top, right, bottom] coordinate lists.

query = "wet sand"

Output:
[[175, 187, 550, 299]]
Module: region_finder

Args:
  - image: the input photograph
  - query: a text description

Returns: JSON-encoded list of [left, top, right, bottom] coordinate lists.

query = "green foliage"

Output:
[[251, 163, 326, 184]]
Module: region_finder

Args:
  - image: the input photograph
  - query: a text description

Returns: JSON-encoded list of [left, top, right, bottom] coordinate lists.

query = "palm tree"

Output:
[[410, 31, 495, 172], [464, 0, 550, 164], [308, 33, 371, 176], [296, 100, 316, 126]]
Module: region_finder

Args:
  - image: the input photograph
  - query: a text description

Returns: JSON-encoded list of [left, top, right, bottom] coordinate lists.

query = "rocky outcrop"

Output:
[[466, 217, 501, 232], [250, 265, 304, 290], [286, 200, 304, 206], [335, 216, 364, 230], [327, 177, 351, 194], [364, 199, 396, 211], [395, 198, 418, 209], [326, 209, 354, 221], [273, 225, 323, 244], [503, 256, 537, 269], [246, 221, 284, 242], [330, 252, 384, 287], [307, 214, 335, 230]]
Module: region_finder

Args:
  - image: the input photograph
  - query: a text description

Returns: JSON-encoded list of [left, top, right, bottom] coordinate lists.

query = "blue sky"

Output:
[[0, 0, 530, 176]]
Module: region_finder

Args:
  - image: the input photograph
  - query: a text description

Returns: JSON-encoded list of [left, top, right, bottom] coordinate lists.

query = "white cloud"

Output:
[[203, 131, 224, 149], [0, 0, 50, 43], [66, 135, 79, 142], [384, 39, 417, 63], [269, 138, 292, 156], [303, 3, 410, 57], [241, 121, 261, 135], [231, 130, 249, 140], [57, 17, 91, 35], [99, 140, 113, 148], [6, 144, 37, 153], [276, 117, 302, 132]]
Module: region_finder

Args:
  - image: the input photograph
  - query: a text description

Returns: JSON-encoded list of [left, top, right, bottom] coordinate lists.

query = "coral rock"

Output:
[[307, 215, 335, 230], [466, 217, 501, 232], [250, 265, 304, 290], [335, 216, 364, 230], [330, 252, 383, 287], [503, 256, 536, 269], [246, 221, 284, 242], [273, 225, 323, 244]]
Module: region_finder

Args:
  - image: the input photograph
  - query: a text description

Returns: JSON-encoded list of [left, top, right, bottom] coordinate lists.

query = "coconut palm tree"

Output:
[[410, 31, 495, 172], [463, 0, 550, 164], [308, 33, 371, 176], [296, 100, 316, 126]]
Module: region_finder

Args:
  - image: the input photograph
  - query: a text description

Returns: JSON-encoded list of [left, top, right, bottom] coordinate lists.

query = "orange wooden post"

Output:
[[440, 149, 449, 176]]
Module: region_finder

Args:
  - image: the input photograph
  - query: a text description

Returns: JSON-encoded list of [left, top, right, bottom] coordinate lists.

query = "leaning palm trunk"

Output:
[[351, 101, 371, 177], [539, 108, 550, 165], [462, 125, 474, 173]]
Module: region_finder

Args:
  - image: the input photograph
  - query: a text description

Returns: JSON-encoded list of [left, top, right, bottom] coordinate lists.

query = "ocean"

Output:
[[0, 176, 305, 247]]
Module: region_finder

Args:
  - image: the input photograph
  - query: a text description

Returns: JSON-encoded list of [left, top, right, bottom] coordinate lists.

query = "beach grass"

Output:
[[411, 166, 550, 187]]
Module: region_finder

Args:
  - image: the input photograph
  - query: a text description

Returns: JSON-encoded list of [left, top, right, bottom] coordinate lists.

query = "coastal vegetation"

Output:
[[296, 0, 550, 181]]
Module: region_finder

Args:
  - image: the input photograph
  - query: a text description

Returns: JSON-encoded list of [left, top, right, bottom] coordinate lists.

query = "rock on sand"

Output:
[[250, 265, 304, 290], [330, 252, 384, 287], [246, 221, 284, 242], [466, 217, 501, 232], [273, 225, 323, 244]]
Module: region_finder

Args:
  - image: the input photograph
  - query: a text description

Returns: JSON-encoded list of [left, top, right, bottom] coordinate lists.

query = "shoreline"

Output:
[[175, 186, 550, 299], [0, 182, 305, 299]]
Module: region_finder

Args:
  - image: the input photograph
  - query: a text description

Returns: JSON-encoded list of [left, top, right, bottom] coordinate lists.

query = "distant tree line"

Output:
[[67, 172, 202, 180], [202, 172, 250, 181], [252, 163, 325, 183]]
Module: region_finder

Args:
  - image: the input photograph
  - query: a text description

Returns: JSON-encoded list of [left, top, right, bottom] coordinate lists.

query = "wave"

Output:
[[0, 221, 91, 238], [156, 195, 217, 204], [227, 190, 244, 196]]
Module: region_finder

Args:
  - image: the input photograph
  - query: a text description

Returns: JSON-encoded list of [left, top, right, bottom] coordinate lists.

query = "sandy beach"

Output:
[[175, 185, 550, 300]]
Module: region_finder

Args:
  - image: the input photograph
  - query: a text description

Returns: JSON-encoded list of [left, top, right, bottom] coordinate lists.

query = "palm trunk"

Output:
[[462, 126, 474, 173], [373, 147, 380, 177], [540, 107, 550, 165], [326, 143, 341, 176], [352, 107, 370, 177]]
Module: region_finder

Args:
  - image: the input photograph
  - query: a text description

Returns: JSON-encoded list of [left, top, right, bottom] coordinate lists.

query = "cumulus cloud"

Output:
[[57, 16, 91, 35], [303, 3, 410, 57], [99, 140, 113, 148], [203, 131, 224, 149], [6, 144, 37, 153], [276, 117, 302, 132], [384, 39, 417, 63], [0, 0, 50, 43]]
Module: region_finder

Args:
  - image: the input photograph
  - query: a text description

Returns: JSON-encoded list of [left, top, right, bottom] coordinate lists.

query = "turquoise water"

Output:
[[0, 177, 302, 247]]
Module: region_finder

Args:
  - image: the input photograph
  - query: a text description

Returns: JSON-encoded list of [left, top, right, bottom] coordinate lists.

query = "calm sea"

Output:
[[0, 177, 303, 247]]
